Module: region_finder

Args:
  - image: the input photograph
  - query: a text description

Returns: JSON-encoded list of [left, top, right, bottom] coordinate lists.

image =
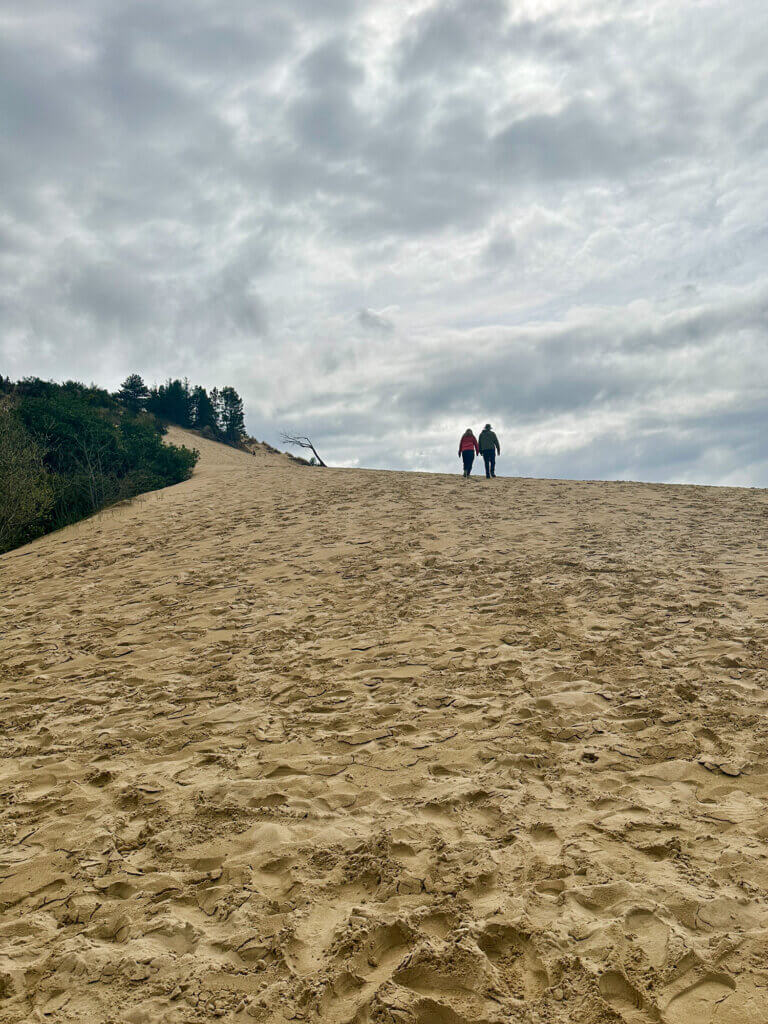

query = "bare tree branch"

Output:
[[280, 432, 327, 467]]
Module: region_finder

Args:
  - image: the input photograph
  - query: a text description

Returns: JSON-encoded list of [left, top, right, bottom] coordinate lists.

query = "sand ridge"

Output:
[[1, 428, 768, 1023]]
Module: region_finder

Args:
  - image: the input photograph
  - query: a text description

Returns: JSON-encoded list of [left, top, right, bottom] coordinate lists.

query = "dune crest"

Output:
[[2, 429, 768, 1023]]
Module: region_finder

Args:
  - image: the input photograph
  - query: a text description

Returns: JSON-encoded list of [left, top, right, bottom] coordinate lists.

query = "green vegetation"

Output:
[[218, 386, 246, 443], [0, 402, 54, 553], [0, 376, 202, 554], [0, 372, 249, 554], [138, 375, 247, 442]]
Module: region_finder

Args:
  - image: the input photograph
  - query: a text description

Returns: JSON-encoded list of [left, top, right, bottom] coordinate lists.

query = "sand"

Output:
[[2, 429, 768, 1024]]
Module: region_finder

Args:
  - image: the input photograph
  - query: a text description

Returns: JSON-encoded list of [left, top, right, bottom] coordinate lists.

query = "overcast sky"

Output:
[[2, 0, 766, 483]]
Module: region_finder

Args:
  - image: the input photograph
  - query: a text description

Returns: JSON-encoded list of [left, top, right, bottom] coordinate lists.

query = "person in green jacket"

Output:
[[478, 424, 500, 478]]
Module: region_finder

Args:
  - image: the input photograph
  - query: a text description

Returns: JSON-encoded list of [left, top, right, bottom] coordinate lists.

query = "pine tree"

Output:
[[219, 386, 245, 443], [209, 387, 222, 430], [117, 373, 149, 412], [146, 379, 192, 427], [191, 386, 218, 433]]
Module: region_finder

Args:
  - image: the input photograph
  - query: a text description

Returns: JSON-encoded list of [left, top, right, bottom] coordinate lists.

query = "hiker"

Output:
[[478, 423, 500, 478], [458, 429, 480, 477]]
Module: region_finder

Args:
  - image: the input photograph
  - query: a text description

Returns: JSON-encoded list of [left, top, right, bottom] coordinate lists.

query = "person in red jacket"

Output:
[[458, 429, 480, 477]]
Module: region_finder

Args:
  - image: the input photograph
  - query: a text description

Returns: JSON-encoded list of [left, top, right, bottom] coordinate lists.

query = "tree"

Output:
[[209, 387, 222, 428], [146, 378, 192, 427], [191, 386, 218, 433], [117, 373, 149, 412], [280, 432, 327, 467], [219, 386, 245, 443], [0, 403, 54, 553]]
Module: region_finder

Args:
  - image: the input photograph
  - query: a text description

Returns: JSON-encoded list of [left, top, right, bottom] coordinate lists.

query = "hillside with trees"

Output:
[[0, 373, 247, 554], [140, 377, 246, 443]]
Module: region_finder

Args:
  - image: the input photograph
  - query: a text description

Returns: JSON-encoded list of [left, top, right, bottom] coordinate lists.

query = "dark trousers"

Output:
[[481, 448, 496, 477], [461, 450, 475, 475]]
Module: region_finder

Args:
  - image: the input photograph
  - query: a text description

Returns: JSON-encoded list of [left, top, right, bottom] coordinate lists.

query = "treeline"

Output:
[[118, 374, 245, 443], [0, 375, 204, 554]]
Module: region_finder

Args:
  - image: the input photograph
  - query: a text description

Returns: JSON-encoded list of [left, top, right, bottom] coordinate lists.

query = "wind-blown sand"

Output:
[[2, 429, 768, 1024]]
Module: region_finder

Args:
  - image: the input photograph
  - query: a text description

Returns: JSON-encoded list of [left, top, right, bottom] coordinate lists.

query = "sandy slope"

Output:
[[2, 429, 768, 1024]]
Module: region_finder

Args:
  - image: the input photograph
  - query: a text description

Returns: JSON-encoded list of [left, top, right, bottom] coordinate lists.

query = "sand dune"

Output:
[[2, 429, 768, 1023]]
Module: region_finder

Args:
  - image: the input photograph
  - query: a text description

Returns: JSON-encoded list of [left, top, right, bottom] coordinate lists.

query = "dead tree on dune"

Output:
[[280, 432, 327, 467]]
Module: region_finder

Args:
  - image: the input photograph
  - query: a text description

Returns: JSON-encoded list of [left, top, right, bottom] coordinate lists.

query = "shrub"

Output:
[[1, 382, 199, 552], [0, 403, 54, 553]]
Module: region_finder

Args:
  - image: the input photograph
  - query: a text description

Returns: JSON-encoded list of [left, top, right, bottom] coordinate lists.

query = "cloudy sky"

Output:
[[2, 0, 767, 483]]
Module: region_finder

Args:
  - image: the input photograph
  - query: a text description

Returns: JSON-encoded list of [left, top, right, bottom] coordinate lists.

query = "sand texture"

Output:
[[2, 429, 768, 1024]]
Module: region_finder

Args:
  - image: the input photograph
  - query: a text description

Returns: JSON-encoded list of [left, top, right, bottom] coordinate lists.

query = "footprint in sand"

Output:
[[410, 997, 478, 1024], [596, 806, 654, 832], [145, 916, 199, 955], [415, 803, 463, 841], [528, 823, 562, 856], [418, 911, 456, 940], [663, 972, 737, 1024], [624, 908, 669, 969], [317, 921, 413, 1020], [569, 881, 633, 917], [598, 971, 651, 1023], [394, 947, 502, 1020], [476, 923, 549, 1001]]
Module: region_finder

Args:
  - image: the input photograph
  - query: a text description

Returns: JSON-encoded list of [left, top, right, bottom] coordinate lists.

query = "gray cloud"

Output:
[[482, 228, 517, 267], [491, 97, 693, 182], [357, 308, 395, 334], [63, 258, 153, 328], [398, 0, 510, 78], [1, 0, 766, 485]]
